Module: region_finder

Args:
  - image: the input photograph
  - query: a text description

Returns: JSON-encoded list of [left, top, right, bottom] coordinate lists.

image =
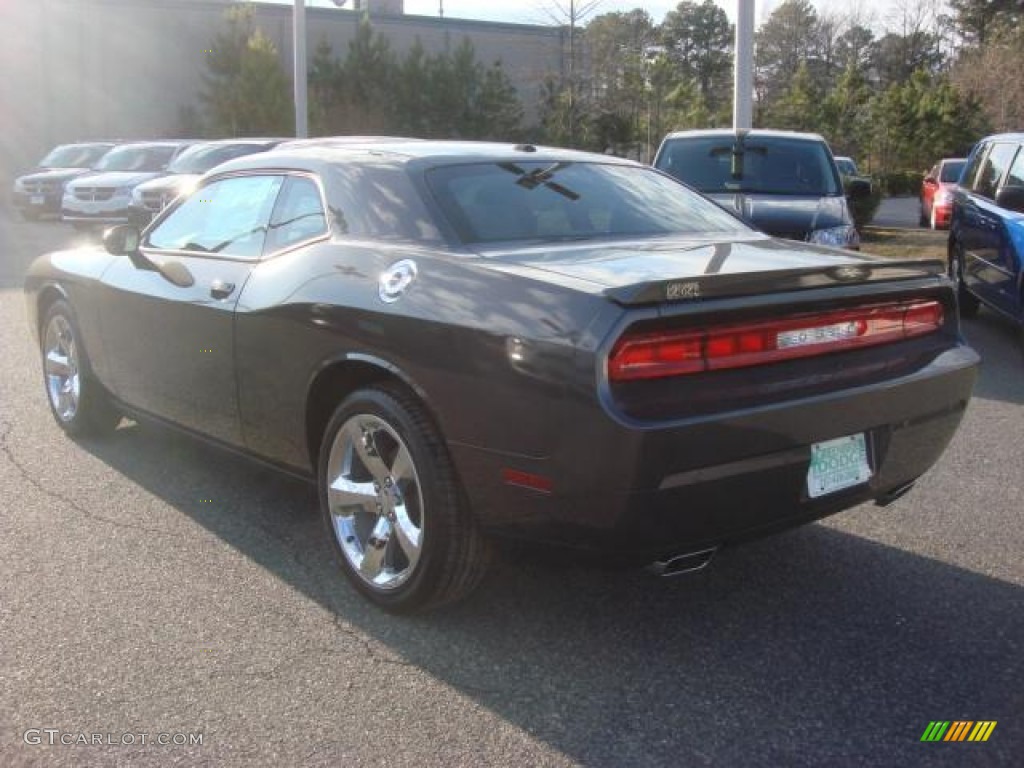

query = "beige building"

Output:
[[0, 0, 565, 182]]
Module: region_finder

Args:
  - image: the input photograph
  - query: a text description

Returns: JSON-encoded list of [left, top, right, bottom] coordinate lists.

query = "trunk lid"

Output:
[[475, 235, 945, 305]]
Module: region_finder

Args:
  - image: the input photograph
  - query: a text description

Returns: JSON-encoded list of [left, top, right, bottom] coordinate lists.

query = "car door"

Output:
[[98, 173, 285, 445], [956, 141, 1020, 313]]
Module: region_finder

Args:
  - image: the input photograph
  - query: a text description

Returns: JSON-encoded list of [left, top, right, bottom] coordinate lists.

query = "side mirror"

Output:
[[995, 185, 1024, 214], [103, 224, 141, 256], [846, 178, 871, 200]]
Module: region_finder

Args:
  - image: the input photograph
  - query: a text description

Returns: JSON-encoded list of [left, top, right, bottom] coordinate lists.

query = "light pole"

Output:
[[733, 0, 754, 131], [293, 0, 308, 138]]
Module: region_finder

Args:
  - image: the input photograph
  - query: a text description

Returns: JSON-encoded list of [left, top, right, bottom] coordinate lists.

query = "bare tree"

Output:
[[536, 0, 603, 144]]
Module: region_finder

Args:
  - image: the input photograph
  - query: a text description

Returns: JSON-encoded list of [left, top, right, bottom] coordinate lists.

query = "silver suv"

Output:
[[654, 129, 868, 249]]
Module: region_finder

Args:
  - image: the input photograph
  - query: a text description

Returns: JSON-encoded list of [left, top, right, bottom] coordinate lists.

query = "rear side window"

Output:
[[656, 136, 841, 196], [426, 161, 750, 244], [1005, 149, 1024, 188], [324, 163, 443, 244], [971, 142, 1019, 199]]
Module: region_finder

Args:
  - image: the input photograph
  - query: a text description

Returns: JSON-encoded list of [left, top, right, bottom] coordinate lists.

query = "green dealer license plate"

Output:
[[807, 433, 872, 498]]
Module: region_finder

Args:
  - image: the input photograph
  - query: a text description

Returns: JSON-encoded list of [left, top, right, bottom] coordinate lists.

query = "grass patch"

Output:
[[860, 225, 948, 262]]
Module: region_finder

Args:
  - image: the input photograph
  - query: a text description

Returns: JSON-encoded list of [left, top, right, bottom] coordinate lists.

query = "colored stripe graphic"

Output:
[[969, 722, 997, 742], [945, 721, 972, 741], [921, 721, 996, 742]]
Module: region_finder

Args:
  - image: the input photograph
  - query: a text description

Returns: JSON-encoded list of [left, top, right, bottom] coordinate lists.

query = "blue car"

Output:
[[948, 133, 1024, 338]]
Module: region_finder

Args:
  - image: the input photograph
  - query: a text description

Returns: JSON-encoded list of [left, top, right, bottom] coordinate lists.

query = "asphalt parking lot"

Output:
[[1, 205, 1021, 767]]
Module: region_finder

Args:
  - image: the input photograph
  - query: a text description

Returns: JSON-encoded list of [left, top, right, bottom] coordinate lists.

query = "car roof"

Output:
[[188, 137, 284, 147], [211, 140, 639, 176], [662, 128, 829, 143], [108, 140, 192, 149], [976, 132, 1024, 144], [53, 141, 116, 149]]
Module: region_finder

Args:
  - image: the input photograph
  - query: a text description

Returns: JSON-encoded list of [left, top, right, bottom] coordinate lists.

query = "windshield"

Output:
[[427, 161, 750, 245], [835, 158, 858, 176], [168, 143, 266, 174], [39, 144, 111, 169], [656, 136, 842, 196], [940, 160, 966, 183], [94, 145, 178, 173]]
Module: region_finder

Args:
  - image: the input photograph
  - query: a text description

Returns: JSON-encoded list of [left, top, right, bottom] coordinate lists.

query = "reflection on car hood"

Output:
[[67, 171, 164, 188], [703, 193, 849, 238], [19, 168, 92, 184], [478, 234, 869, 291], [133, 173, 201, 194]]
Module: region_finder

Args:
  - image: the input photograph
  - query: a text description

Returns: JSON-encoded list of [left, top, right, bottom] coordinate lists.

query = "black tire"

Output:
[[948, 240, 980, 318], [317, 384, 491, 613], [919, 206, 928, 227], [40, 300, 121, 437]]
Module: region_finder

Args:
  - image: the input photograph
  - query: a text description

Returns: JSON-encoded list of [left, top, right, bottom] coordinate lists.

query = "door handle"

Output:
[[210, 279, 235, 300]]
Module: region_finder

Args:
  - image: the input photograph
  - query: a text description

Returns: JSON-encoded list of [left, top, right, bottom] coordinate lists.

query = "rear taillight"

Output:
[[609, 300, 943, 381]]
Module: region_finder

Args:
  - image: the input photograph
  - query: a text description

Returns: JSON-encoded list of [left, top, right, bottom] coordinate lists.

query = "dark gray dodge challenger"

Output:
[[25, 140, 980, 612]]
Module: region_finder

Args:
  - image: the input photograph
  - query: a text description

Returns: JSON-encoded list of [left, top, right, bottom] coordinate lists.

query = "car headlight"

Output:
[[13, 179, 25, 192], [115, 186, 134, 197], [131, 188, 145, 204], [808, 225, 859, 248]]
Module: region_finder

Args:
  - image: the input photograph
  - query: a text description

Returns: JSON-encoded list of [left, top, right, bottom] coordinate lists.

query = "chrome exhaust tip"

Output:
[[875, 480, 917, 507], [647, 547, 717, 577]]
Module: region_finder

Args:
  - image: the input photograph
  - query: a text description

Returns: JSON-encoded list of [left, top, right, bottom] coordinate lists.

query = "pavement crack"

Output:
[[0, 418, 177, 537]]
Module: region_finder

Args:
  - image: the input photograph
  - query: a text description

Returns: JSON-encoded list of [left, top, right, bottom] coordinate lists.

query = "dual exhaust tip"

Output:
[[647, 479, 919, 577], [647, 547, 717, 577]]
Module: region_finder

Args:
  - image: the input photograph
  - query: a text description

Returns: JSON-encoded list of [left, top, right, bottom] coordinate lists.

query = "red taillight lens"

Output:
[[608, 301, 944, 381]]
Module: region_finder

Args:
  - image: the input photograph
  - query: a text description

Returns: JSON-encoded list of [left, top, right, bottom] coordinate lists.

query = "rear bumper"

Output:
[[453, 344, 978, 559]]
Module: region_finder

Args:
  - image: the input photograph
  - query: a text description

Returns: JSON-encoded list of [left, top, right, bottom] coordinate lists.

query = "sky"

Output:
[[394, 0, 908, 27]]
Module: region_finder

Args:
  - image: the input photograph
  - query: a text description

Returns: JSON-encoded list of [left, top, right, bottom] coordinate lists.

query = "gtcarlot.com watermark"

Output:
[[23, 729, 203, 747]]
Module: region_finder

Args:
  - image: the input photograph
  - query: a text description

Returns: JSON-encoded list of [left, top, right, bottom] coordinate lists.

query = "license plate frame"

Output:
[[807, 433, 872, 498], [30, 195, 45, 206]]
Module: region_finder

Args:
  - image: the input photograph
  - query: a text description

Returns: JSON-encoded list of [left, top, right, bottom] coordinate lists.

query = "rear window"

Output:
[[656, 136, 842, 196], [426, 161, 750, 245], [939, 160, 965, 183]]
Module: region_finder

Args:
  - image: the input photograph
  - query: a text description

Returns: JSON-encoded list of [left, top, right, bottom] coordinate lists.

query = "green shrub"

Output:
[[842, 175, 882, 229], [879, 171, 924, 196], [850, 182, 883, 229]]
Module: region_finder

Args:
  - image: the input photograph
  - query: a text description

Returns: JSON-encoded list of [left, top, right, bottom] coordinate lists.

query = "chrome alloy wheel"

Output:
[[325, 414, 424, 591], [44, 313, 81, 423]]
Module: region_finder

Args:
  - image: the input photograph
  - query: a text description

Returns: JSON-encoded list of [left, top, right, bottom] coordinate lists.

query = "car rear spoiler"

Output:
[[604, 259, 948, 306]]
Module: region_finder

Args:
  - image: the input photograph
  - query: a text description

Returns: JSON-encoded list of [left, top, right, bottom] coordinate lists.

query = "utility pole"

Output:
[[733, 0, 754, 131], [293, 0, 308, 138]]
